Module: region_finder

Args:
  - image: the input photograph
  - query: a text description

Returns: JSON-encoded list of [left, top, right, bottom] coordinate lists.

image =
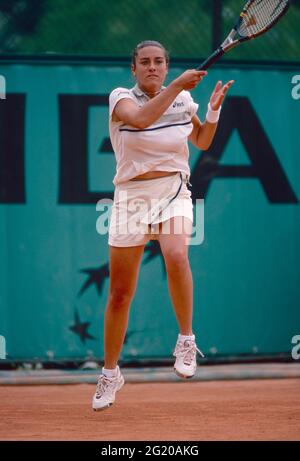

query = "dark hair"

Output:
[[131, 40, 169, 66]]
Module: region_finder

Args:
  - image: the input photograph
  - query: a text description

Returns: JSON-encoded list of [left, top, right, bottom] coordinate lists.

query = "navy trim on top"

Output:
[[119, 120, 192, 132]]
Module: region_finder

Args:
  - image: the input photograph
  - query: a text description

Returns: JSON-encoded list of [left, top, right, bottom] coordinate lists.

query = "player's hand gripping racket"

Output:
[[197, 0, 290, 70]]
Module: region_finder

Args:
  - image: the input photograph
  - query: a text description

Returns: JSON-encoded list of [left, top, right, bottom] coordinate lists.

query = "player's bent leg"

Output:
[[158, 217, 193, 336], [157, 217, 204, 378]]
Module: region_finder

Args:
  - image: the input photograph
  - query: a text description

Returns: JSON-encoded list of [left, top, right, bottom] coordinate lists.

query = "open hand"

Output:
[[210, 80, 235, 110]]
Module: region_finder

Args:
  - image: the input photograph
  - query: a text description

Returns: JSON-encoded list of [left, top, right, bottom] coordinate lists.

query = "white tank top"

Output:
[[109, 84, 199, 185]]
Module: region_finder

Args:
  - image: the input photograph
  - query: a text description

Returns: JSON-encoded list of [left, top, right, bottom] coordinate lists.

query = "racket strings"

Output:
[[237, 0, 289, 38]]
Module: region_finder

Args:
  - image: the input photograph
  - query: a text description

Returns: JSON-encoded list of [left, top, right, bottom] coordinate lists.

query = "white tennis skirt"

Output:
[[108, 172, 193, 247]]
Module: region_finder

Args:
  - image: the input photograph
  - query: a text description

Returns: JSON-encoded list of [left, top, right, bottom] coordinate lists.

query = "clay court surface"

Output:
[[1, 378, 300, 441]]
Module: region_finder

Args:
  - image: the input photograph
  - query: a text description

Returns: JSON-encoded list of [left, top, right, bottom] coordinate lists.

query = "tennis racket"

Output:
[[197, 0, 290, 70]]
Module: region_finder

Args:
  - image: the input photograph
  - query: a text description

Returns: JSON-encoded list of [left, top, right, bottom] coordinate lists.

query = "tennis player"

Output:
[[93, 40, 234, 411]]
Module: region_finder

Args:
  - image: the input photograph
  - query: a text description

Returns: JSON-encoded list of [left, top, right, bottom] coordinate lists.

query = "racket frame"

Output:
[[197, 0, 290, 70]]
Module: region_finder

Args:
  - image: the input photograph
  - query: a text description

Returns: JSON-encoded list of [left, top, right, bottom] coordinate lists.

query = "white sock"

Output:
[[102, 366, 118, 378], [179, 333, 195, 342]]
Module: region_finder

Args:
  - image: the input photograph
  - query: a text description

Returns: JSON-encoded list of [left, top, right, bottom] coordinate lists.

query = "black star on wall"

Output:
[[69, 309, 96, 344], [78, 263, 110, 297], [124, 329, 146, 345]]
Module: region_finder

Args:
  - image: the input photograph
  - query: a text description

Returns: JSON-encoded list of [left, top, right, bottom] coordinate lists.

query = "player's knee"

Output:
[[164, 249, 189, 272], [108, 289, 133, 307]]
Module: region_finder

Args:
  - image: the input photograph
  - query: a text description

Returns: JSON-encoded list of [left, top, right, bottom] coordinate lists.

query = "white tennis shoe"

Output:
[[92, 366, 125, 411], [173, 336, 205, 379]]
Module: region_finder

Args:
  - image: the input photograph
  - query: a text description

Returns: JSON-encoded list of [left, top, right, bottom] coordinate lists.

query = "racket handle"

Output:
[[196, 47, 224, 71]]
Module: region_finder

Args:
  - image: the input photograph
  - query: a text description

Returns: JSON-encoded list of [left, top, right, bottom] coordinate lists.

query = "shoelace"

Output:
[[95, 375, 118, 398], [174, 341, 205, 365]]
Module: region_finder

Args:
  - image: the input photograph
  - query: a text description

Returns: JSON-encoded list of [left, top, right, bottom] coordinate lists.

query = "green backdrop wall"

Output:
[[0, 59, 299, 361]]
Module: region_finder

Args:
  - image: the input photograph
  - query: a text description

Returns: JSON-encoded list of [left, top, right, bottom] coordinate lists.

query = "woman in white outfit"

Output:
[[93, 40, 234, 411]]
